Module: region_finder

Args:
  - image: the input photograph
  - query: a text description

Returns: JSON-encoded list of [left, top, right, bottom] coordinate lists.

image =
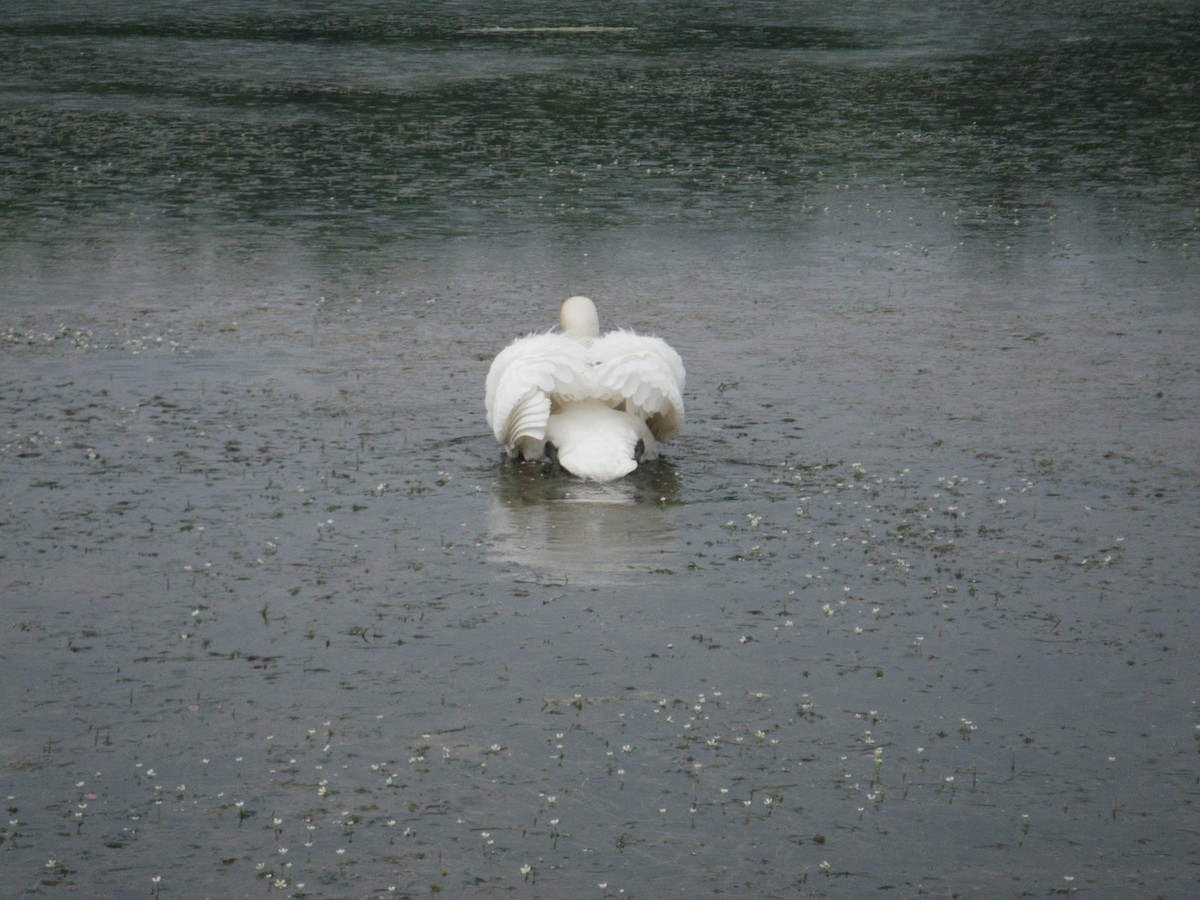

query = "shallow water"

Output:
[[2, 2, 1198, 898]]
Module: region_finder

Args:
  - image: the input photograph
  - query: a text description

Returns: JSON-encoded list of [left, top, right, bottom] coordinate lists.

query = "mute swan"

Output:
[[485, 295, 685, 482]]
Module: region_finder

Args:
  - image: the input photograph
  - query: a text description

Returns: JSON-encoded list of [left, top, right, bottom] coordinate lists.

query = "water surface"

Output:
[[2, 2, 1197, 897]]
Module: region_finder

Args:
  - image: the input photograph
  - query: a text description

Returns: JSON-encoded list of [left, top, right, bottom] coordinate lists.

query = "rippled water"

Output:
[[2, 2, 1198, 897]]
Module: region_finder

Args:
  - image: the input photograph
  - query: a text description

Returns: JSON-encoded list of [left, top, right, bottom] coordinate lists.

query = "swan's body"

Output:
[[485, 296, 685, 481]]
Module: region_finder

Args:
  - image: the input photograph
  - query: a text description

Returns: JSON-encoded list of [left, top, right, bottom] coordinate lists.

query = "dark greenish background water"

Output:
[[2, 2, 1197, 897]]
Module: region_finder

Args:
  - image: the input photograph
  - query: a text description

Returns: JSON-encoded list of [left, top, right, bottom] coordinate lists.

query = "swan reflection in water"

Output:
[[485, 459, 682, 585]]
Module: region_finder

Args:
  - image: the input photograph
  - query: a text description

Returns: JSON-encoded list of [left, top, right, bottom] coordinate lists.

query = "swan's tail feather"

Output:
[[545, 400, 652, 482]]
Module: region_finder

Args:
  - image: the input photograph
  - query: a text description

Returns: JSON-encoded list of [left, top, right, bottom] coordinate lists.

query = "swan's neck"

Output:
[[560, 295, 600, 338]]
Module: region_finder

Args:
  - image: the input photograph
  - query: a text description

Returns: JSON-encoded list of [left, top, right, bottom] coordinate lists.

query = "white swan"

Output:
[[485, 295, 685, 482]]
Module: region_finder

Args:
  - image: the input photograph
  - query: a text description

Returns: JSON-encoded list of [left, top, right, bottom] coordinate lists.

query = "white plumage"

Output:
[[485, 295, 685, 482]]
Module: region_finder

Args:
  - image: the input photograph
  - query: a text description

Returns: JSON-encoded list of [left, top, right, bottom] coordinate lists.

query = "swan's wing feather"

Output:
[[503, 391, 551, 454], [485, 333, 589, 451], [588, 330, 686, 441]]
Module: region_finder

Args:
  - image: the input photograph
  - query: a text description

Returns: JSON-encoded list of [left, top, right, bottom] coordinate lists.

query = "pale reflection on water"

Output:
[[485, 461, 682, 584]]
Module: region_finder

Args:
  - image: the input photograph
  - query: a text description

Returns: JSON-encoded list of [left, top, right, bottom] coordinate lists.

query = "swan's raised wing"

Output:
[[485, 332, 590, 456], [588, 330, 686, 441]]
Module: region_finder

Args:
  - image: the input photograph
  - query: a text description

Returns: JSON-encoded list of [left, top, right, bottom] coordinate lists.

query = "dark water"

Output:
[[2, 2, 1198, 898]]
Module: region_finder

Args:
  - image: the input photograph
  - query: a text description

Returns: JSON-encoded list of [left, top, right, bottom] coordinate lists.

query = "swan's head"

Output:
[[560, 295, 600, 338]]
